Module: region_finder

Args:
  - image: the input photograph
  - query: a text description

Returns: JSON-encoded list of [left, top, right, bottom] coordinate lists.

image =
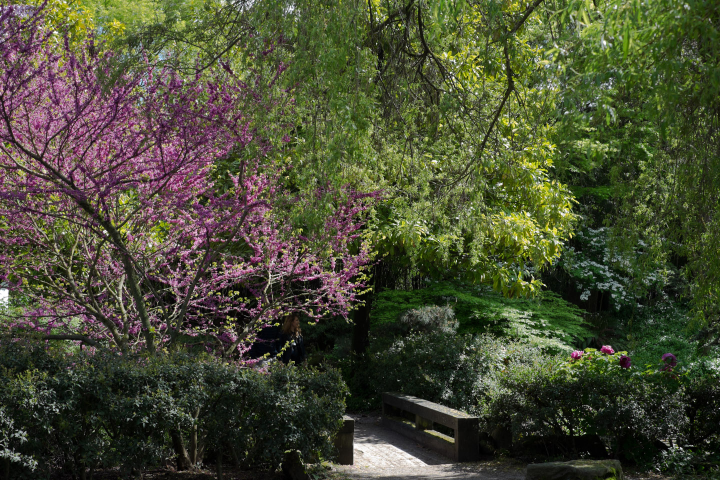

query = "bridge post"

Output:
[[455, 417, 480, 462], [333, 415, 354, 465]]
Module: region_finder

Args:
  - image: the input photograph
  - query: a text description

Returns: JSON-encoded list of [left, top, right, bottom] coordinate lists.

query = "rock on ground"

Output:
[[525, 459, 623, 480]]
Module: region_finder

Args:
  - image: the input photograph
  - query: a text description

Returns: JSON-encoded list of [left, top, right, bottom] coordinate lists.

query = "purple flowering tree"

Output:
[[0, 5, 373, 356]]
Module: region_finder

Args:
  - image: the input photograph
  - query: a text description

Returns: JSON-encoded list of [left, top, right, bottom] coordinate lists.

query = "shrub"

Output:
[[484, 347, 688, 463], [344, 331, 695, 464], [0, 339, 347, 477], [683, 357, 720, 448], [342, 332, 536, 412], [399, 305, 457, 334], [0, 405, 38, 478], [342, 320, 714, 466]]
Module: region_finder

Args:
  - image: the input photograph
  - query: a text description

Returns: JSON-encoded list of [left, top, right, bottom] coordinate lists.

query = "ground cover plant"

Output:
[[370, 281, 594, 352]]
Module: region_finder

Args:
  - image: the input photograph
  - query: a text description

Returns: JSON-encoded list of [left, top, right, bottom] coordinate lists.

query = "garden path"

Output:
[[335, 414, 526, 480]]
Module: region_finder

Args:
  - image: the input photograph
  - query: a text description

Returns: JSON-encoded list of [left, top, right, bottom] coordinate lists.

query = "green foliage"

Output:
[[108, 0, 578, 298], [399, 305, 457, 335], [78, 0, 161, 31], [341, 333, 533, 412], [683, 357, 720, 449], [0, 407, 38, 475], [0, 339, 347, 477], [550, 0, 720, 336], [558, 227, 674, 311], [371, 281, 592, 351], [24, 0, 98, 43], [624, 302, 699, 369], [656, 446, 720, 477], [487, 350, 687, 465]]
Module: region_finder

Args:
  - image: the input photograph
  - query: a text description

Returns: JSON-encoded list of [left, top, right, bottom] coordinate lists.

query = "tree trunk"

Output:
[[229, 443, 240, 467], [215, 449, 224, 480], [189, 408, 200, 465], [196, 434, 206, 467], [351, 288, 374, 355], [170, 429, 193, 471]]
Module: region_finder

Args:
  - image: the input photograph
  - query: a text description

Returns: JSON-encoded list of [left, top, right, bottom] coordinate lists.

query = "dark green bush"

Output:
[[484, 349, 687, 463], [647, 358, 720, 476], [683, 357, 720, 448], [0, 400, 40, 478], [342, 332, 535, 412], [0, 339, 347, 478]]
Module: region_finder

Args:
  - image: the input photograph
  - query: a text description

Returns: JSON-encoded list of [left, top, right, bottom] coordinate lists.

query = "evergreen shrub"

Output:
[[485, 347, 687, 464], [0, 339, 347, 478], [342, 332, 536, 412], [683, 357, 720, 448]]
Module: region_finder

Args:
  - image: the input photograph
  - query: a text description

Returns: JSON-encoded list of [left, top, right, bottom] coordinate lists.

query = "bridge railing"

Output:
[[381, 392, 480, 462]]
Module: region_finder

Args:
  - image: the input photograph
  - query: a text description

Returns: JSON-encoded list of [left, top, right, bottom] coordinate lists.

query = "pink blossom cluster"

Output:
[[0, 6, 376, 356], [618, 354, 631, 369], [661, 353, 677, 372], [600, 345, 615, 355], [569, 345, 631, 369]]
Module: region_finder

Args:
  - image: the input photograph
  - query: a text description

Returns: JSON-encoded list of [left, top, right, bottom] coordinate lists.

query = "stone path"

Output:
[[335, 415, 526, 480]]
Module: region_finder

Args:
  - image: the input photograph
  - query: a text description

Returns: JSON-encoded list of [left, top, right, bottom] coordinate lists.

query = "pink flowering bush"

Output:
[[567, 346, 631, 373], [0, 4, 374, 356]]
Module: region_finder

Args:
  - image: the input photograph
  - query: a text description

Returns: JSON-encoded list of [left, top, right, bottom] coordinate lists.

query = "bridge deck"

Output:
[[335, 414, 525, 480]]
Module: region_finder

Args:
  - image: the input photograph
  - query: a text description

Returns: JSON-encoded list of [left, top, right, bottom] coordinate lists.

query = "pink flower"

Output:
[[571, 350, 584, 360], [662, 353, 677, 367], [600, 345, 615, 355], [661, 353, 677, 373], [619, 355, 631, 369]]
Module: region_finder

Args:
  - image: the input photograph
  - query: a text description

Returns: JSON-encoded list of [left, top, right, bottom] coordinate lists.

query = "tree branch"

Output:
[[44, 334, 102, 347], [507, 0, 546, 37], [451, 40, 515, 186]]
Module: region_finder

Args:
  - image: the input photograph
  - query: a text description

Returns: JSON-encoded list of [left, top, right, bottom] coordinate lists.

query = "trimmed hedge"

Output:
[[0, 340, 347, 478]]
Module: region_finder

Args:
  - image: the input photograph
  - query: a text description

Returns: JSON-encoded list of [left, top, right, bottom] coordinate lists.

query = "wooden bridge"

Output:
[[333, 393, 651, 480], [334, 393, 525, 480]]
